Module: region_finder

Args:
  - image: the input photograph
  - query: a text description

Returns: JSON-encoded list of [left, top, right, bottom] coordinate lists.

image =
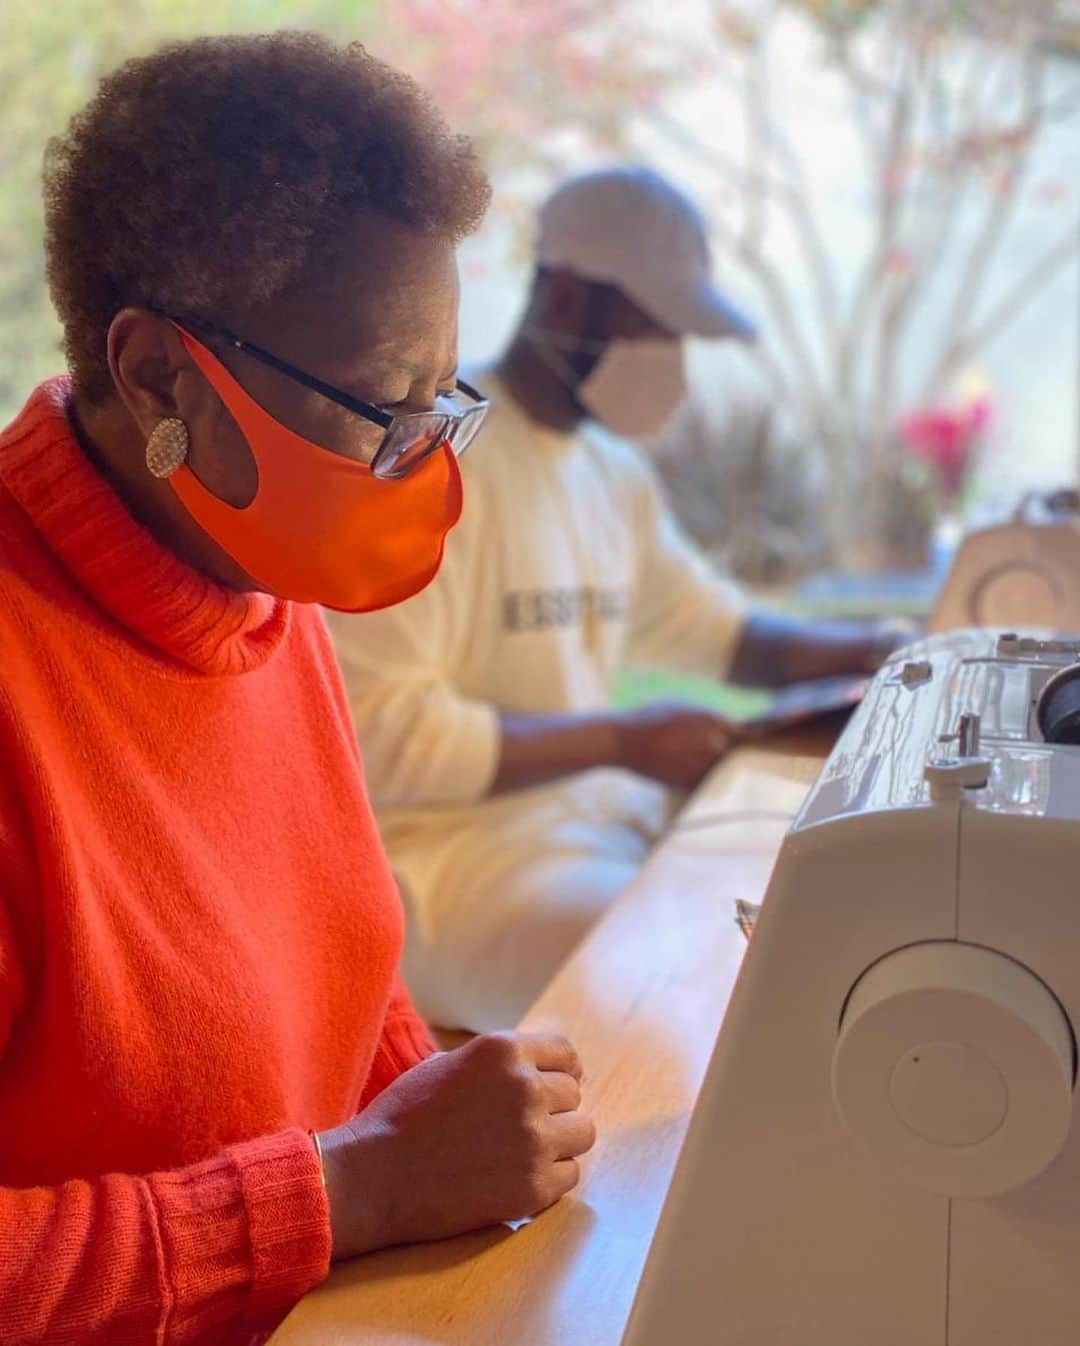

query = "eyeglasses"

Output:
[[175, 315, 489, 480]]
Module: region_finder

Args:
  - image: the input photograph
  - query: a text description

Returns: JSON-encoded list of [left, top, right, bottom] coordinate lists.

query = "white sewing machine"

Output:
[[932, 488, 1080, 632], [624, 627, 1080, 1346]]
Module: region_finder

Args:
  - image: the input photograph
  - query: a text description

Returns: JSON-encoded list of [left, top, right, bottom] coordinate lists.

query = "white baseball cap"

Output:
[[536, 166, 757, 341]]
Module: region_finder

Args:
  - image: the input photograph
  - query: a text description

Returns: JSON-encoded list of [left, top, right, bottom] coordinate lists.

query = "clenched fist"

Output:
[[319, 1031, 596, 1259]]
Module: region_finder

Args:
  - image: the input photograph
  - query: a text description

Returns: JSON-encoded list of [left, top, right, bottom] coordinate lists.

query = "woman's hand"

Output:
[[319, 1031, 596, 1260]]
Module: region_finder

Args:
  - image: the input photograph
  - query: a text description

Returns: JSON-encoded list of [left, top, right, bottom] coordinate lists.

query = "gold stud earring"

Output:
[[145, 417, 189, 479]]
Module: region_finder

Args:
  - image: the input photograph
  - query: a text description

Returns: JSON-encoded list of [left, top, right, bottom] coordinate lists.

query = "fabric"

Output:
[[327, 369, 746, 1028], [0, 379, 436, 1345]]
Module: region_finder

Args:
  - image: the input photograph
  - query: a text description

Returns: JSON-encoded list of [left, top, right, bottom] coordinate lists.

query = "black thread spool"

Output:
[[1037, 664, 1080, 745]]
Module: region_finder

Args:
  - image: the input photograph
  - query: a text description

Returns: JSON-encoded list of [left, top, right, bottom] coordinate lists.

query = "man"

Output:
[[328, 167, 904, 1031]]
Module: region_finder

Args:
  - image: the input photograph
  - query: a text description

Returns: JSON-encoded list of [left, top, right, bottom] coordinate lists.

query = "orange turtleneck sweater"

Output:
[[0, 380, 436, 1344]]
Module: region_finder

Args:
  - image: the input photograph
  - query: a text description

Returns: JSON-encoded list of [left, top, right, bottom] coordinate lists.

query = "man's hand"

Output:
[[616, 701, 737, 791], [319, 1031, 596, 1260]]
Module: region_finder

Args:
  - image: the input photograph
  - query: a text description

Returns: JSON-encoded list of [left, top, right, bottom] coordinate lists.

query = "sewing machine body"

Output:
[[932, 491, 1080, 631], [624, 628, 1080, 1345]]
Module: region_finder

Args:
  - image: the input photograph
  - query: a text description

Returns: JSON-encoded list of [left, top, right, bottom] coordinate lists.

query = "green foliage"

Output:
[[0, 1, 376, 421]]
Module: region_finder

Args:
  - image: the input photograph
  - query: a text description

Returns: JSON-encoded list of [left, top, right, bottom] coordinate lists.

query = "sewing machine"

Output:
[[624, 627, 1080, 1346], [932, 488, 1080, 631]]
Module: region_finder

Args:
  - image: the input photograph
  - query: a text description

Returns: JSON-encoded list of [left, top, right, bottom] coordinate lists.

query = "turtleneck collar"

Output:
[[0, 378, 290, 676]]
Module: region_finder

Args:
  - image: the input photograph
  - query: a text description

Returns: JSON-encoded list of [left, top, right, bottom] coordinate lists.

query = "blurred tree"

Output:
[[0, 1, 374, 419], [379, 0, 1079, 569], [6, 0, 1075, 575], [370, 0, 703, 263], [374, 1, 693, 169]]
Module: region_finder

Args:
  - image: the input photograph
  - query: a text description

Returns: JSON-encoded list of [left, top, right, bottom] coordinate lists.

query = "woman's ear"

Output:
[[106, 308, 199, 438], [107, 308, 253, 504]]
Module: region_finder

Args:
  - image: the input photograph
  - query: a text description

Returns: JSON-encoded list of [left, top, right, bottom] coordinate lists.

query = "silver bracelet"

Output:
[[308, 1129, 328, 1188]]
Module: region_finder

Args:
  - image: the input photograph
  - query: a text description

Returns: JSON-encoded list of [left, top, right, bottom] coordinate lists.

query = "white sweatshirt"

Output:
[[326, 371, 746, 906]]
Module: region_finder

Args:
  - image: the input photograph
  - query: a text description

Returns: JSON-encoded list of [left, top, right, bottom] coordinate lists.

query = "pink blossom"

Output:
[[898, 396, 993, 504]]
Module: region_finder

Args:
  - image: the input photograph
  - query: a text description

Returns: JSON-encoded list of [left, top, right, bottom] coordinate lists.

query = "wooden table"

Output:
[[271, 739, 828, 1346]]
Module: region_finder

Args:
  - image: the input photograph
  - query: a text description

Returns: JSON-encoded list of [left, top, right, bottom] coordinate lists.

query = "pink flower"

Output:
[[898, 396, 992, 505]]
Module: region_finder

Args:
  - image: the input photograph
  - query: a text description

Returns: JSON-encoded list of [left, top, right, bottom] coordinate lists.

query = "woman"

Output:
[[0, 33, 594, 1345]]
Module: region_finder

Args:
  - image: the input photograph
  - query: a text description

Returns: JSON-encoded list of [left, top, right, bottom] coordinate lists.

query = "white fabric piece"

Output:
[[327, 370, 747, 1028]]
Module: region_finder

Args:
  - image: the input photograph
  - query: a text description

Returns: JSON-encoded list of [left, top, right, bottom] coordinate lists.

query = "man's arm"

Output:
[[491, 611, 910, 794], [492, 452, 908, 796], [730, 611, 911, 688], [492, 711, 622, 793], [493, 705, 735, 795]]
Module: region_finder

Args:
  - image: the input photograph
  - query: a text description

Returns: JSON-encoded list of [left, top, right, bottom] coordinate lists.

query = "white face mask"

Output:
[[529, 328, 688, 439], [577, 338, 688, 438]]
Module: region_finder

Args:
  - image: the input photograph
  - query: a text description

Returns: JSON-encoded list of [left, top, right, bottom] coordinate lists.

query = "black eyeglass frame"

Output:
[[170, 313, 488, 480]]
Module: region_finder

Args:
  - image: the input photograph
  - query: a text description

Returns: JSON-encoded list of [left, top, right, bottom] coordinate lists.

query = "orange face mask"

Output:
[[170, 327, 463, 612]]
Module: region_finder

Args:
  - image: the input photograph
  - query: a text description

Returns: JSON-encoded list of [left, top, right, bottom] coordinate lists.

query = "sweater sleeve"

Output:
[[0, 724, 331, 1343], [623, 445, 748, 679], [359, 974, 439, 1108], [0, 1129, 331, 1346]]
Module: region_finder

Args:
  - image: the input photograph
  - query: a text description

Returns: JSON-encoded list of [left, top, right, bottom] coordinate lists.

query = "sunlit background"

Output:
[[4, 0, 1078, 595]]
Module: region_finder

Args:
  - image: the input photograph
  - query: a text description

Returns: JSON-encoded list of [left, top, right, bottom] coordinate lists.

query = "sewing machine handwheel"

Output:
[[832, 942, 1074, 1199], [1036, 662, 1080, 744]]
